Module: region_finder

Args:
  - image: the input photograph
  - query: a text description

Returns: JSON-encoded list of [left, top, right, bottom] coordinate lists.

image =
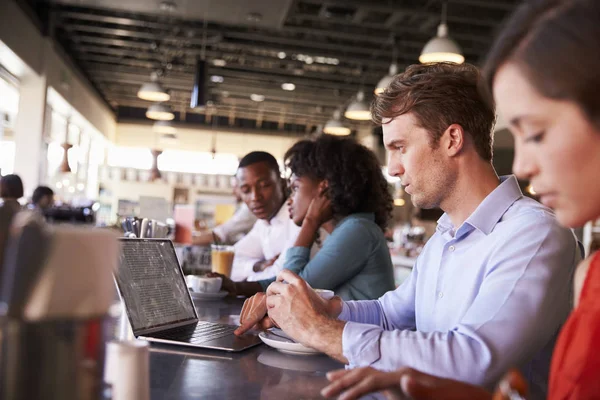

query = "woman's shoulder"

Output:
[[335, 213, 381, 235]]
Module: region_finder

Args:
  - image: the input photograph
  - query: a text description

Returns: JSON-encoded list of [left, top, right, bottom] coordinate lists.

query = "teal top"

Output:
[[259, 213, 395, 300]]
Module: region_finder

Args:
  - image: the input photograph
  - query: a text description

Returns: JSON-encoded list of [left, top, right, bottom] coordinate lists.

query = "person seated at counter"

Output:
[[192, 178, 257, 246], [218, 135, 395, 301], [236, 62, 580, 398], [227, 151, 301, 282], [30, 186, 54, 211], [0, 174, 24, 213]]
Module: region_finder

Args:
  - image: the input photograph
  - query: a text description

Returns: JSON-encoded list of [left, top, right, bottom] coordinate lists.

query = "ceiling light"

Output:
[[277, 52, 287, 59], [250, 94, 265, 102], [137, 73, 170, 102], [281, 83, 295, 91], [304, 56, 314, 65], [212, 59, 227, 67], [210, 75, 224, 83], [146, 103, 175, 120], [344, 91, 371, 121], [153, 120, 177, 134], [324, 110, 351, 136], [419, 4, 464, 64], [375, 63, 399, 95], [394, 198, 406, 207]]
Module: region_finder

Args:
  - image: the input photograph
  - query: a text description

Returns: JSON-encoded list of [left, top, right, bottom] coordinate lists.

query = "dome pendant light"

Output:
[[419, 3, 464, 64], [146, 103, 175, 121], [344, 91, 371, 121], [138, 72, 170, 102], [375, 63, 399, 95], [324, 109, 351, 136]]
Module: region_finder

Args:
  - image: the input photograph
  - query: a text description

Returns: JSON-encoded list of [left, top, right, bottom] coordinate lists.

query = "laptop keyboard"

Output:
[[151, 321, 238, 345]]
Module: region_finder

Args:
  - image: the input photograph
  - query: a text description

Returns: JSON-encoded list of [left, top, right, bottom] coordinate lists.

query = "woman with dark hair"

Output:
[[220, 135, 395, 307], [320, 0, 600, 399], [277, 135, 395, 300]]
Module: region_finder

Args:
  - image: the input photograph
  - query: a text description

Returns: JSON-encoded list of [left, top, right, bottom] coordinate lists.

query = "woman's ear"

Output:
[[318, 180, 329, 195]]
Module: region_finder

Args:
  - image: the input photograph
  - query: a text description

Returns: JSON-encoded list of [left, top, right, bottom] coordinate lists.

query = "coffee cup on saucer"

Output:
[[188, 276, 222, 294]]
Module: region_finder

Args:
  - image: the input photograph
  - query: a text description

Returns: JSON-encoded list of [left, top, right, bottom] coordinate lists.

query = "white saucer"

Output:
[[258, 329, 321, 355], [189, 290, 228, 300]]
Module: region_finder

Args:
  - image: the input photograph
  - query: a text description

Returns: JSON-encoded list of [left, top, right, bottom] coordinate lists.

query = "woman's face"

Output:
[[493, 62, 600, 227], [287, 174, 321, 226]]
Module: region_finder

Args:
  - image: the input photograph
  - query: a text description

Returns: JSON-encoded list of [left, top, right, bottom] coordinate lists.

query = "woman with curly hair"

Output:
[[217, 135, 395, 306], [278, 135, 395, 300]]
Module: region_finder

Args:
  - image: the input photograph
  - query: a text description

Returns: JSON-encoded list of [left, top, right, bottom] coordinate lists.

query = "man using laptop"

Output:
[[236, 63, 580, 397]]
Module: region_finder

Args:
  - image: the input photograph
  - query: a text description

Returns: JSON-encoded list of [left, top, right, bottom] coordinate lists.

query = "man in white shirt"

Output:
[[229, 151, 300, 282]]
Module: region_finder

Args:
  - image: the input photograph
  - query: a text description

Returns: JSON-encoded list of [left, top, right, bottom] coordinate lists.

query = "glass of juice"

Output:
[[211, 244, 235, 278]]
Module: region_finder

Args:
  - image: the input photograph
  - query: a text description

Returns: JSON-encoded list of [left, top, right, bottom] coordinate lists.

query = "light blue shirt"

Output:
[[259, 213, 395, 300], [339, 176, 580, 399]]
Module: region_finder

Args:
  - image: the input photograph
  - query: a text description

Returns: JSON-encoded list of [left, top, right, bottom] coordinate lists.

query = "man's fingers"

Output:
[[275, 269, 302, 285], [257, 317, 275, 330], [326, 369, 351, 381], [234, 315, 262, 335], [321, 368, 373, 398], [266, 281, 287, 296], [266, 293, 282, 310]]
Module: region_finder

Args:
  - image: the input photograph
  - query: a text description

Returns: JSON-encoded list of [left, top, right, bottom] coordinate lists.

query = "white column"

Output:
[[12, 71, 47, 197]]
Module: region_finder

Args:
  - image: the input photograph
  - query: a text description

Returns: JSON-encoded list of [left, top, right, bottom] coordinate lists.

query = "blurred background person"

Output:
[[30, 185, 54, 211], [0, 174, 24, 212], [193, 178, 257, 246]]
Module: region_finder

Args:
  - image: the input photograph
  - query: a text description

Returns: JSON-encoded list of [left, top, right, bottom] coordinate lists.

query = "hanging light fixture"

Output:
[[153, 120, 177, 134], [137, 72, 170, 102], [375, 36, 399, 95], [146, 103, 175, 120], [344, 91, 371, 121], [375, 63, 399, 95], [419, 3, 464, 64], [324, 109, 351, 136]]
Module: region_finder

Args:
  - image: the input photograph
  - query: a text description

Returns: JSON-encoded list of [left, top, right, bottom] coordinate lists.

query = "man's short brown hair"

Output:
[[371, 62, 496, 161]]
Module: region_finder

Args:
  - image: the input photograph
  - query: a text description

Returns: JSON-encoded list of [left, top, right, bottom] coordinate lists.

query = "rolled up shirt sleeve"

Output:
[[340, 215, 578, 388]]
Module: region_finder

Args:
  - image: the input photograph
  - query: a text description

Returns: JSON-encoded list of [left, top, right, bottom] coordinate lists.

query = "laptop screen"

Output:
[[116, 239, 197, 333]]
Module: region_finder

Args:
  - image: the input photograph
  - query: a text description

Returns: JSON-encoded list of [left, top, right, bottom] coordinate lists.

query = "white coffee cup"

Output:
[[188, 276, 222, 294], [313, 289, 335, 300]]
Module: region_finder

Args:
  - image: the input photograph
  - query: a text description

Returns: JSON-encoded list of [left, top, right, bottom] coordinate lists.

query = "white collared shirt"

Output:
[[231, 204, 300, 281]]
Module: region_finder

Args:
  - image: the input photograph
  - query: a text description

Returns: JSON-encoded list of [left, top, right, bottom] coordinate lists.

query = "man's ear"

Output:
[[442, 123, 465, 157]]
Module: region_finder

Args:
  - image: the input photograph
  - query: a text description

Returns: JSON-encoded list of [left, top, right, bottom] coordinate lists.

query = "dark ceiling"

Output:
[[22, 0, 521, 134]]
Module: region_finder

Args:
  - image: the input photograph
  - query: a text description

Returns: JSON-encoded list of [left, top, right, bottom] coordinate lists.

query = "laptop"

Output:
[[115, 238, 262, 352]]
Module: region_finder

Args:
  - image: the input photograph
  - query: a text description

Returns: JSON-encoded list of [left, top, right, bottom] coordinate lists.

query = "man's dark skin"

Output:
[[210, 160, 287, 297]]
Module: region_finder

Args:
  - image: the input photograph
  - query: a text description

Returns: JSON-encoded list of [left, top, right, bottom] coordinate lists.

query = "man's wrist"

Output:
[[304, 316, 346, 360], [327, 296, 344, 318]]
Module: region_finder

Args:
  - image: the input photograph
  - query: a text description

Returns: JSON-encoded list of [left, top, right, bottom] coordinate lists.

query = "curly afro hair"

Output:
[[284, 135, 393, 231]]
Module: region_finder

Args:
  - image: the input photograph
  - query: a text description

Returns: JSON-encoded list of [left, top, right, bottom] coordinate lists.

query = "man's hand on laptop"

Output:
[[265, 270, 344, 350], [234, 292, 276, 336]]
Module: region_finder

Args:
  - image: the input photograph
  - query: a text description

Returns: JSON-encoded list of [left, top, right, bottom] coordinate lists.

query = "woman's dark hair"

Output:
[[483, 0, 600, 128], [284, 135, 393, 230], [0, 174, 24, 199]]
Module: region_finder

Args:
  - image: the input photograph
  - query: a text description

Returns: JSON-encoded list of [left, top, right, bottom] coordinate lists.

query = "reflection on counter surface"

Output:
[[147, 297, 344, 400]]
